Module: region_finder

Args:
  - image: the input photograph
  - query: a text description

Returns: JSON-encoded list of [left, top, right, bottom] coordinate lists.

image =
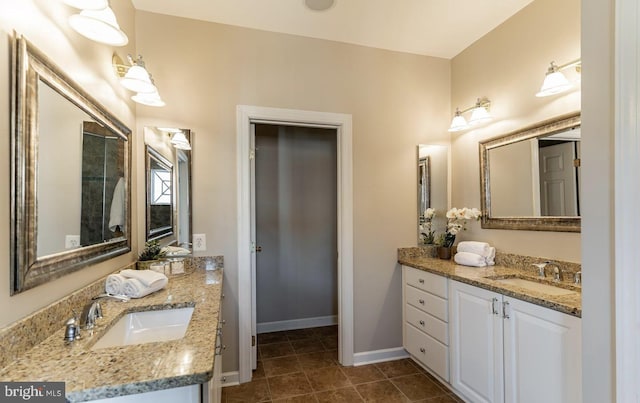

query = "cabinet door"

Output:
[[503, 297, 582, 403], [449, 281, 504, 403]]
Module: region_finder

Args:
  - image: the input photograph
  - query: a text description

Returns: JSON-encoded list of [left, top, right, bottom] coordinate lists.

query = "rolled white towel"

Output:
[[105, 274, 126, 295], [456, 241, 492, 257], [486, 247, 496, 266], [120, 268, 168, 287], [454, 252, 488, 267], [122, 277, 168, 298]]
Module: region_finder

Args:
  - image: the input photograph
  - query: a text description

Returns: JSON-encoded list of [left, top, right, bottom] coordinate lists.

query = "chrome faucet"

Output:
[[80, 293, 129, 330], [574, 271, 582, 285], [532, 262, 548, 278], [543, 261, 563, 282]]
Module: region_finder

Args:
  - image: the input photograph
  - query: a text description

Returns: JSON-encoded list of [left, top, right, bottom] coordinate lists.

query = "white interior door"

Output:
[[539, 142, 578, 216]]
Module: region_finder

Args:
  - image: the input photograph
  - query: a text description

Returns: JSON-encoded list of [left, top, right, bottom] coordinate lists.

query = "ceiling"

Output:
[[131, 0, 535, 59]]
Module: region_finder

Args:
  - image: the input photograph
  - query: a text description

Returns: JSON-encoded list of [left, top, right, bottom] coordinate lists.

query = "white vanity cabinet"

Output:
[[402, 265, 450, 381], [449, 280, 582, 403]]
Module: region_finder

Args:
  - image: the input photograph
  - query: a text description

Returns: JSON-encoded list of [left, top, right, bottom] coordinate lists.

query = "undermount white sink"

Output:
[[492, 277, 577, 296], [92, 307, 194, 350]]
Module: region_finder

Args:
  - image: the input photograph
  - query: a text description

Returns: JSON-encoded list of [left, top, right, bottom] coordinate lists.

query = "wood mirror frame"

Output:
[[479, 112, 581, 232], [10, 34, 131, 294]]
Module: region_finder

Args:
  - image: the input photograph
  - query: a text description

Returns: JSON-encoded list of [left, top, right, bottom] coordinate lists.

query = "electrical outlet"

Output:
[[193, 234, 206, 251], [65, 235, 80, 249]]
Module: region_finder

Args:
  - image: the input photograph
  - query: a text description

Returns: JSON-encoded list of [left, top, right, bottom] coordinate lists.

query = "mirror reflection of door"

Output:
[[538, 140, 580, 216], [487, 126, 581, 218]]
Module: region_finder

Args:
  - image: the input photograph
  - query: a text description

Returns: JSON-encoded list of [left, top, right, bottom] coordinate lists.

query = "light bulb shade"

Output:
[[536, 71, 572, 97], [68, 7, 128, 46], [170, 132, 191, 150], [131, 90, 165, 107], [63, 0, 109, 10], [120, 65, 156, 93], [468, 106, 492, 125], [448, 114, 468, 132]]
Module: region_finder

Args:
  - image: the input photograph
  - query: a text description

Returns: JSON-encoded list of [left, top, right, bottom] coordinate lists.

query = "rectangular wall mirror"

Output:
[[417, 144, 449, 244], [479, 112, 581, 232], [144, 127, 192, 250], [11, 34, 131, 294]]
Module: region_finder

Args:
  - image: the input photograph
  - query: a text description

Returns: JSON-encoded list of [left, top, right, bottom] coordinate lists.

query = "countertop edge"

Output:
[[67, 371, 213, 402], [399, 258, 582, 318]]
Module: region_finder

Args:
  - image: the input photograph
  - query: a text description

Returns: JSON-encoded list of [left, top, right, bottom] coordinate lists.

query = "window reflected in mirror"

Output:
[[146, 146, 173, 240]]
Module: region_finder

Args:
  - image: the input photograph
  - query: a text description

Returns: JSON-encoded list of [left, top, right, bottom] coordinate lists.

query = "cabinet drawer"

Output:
[[405, 304, 448, 345], [406, 285, 448, 322], [405, 323, 449, 382], [403, 266, 448, 298]]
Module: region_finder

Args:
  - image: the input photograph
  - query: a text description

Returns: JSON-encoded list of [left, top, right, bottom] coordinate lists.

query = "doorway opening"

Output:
[[254, 123, 338, 334], [237, 105, 353, 383]]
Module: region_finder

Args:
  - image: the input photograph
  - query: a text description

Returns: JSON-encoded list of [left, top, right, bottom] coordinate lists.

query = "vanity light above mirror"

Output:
[[112, 54, 165, 107], [448, 97, 492, 132]]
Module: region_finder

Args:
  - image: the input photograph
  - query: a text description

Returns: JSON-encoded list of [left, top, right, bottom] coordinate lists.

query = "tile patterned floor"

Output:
[[221, 326, 464, 402]]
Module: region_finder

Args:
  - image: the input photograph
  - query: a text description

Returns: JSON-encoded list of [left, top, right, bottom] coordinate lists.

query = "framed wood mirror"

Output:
[[10, 34, 131, 294], [479, 112, 581, 232]]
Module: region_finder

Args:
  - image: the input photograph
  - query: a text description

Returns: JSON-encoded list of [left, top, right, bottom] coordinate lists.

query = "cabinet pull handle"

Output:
[[503, 301, 510, 319], [491, 297, 499, 315], [418, 278, 425, 284], [418, 299, 425, 305], [419, 347, 426, 353], [419, 320, 425, 326]]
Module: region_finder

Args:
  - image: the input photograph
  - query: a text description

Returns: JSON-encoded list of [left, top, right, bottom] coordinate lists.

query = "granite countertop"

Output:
[[399, 256, 581, 317], [0, 267, 223, 402]]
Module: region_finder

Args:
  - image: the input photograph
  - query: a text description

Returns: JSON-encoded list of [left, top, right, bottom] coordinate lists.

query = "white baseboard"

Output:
[[353, 347, 409, 366], [221, 371, 240, 387], [257, 315, 337, 334]]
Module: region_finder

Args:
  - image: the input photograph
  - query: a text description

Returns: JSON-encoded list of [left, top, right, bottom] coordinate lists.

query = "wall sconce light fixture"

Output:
[[536, 59, 581, 97], [113, 54, 165, 107], [159, 128, 192, 150], [66, 1, 128, 46], [448, 97, 492, 132]]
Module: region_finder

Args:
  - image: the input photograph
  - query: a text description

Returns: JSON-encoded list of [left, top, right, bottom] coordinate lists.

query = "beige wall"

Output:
[[450, 0, 581, 262], [489, 139, 536, 216], [0, 0, 138, 327], [134, 12, 451, 371]]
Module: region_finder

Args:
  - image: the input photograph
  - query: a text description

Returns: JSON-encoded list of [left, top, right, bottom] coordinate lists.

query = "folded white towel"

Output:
[[122, 277, 168, 298], [486, 247, 496, 266], [456, 241, 492, 257], [120, 269, 168, 287], [105, 274, 126, 295], [162, 246, 191, 256], [454, 252, 488, 267]]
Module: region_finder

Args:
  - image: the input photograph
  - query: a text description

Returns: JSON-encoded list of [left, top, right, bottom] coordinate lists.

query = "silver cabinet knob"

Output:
[[418, 299, 425, 305], [419, 320, 425, 326], [418, 278, 425, 284], [419, 347, 426, 353]]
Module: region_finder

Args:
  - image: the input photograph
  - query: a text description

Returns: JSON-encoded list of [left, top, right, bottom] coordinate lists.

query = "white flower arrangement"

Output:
[[441, 207, 482, 247], [420, 208, 436, 244]]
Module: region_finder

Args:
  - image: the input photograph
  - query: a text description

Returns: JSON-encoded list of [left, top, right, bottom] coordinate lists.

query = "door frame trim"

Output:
[[236, 105, 354, 383], [614, 0, 640, 399]]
